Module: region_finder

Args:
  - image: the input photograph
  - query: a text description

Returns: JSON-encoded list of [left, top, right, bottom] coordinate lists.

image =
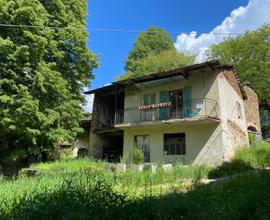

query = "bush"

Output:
[[133, 145, 143, 164]]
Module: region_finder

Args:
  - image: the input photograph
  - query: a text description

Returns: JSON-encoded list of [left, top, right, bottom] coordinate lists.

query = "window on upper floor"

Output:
[[163, 133, 186, 155], [236, 101, 242, 119], [143, 94, 156, 105]]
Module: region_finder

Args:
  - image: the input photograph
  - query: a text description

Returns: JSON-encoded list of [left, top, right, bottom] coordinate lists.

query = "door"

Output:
[[143, 94, 156, 121], [169, 89, 183, 119], [134, 135, 150, 163]]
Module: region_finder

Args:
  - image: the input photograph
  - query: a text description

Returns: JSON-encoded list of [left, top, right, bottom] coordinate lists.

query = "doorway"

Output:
[[134, 135, 150, 163], [169, 89, 183, 119]]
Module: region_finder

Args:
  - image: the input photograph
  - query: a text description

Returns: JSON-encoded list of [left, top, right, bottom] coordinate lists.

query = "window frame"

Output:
[[163, 133, 186, 156], [134, 135, 150, 162], [143, 93, 156, 105]]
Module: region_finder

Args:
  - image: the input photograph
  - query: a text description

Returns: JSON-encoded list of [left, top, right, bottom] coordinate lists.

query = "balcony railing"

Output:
[[115, 98, 218, 125]]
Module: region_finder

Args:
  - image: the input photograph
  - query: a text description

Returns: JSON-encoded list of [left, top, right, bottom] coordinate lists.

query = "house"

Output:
[[73, 115, 92, 157], [85, 60, 261, 165]]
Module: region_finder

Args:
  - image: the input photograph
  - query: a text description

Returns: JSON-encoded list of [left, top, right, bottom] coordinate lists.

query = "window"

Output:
[[143, 94, 156, 105], [236, 101, 242, 119], [164, 133, 186, 155], [134, 135, 150, 162]]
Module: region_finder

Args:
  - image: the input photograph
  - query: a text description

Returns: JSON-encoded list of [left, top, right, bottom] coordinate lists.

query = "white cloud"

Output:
[[174, 0, 270, 62]]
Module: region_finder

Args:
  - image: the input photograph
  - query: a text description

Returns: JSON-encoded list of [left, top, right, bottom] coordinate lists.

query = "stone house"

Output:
[[84, 60, 261, 165]]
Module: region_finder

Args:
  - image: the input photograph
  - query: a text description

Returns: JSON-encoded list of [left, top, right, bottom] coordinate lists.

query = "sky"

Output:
[[84, 0, 270, 112]]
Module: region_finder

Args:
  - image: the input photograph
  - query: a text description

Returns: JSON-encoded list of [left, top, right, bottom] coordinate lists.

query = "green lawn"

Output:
[[0, 142, 270, 219]]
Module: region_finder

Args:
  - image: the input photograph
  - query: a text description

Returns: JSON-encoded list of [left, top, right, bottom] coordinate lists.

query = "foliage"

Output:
[[234, 142, 270, 168], [248, 133, 256, 144], [1, 143, 270, 218], [208, 159, 253, 179], [120, 171, 270, 220], [125, 27, 175, 73], [207, 25, 270, 103], [119, 50, 196, 80], [208, 142, 270, 178], [0, 171, 127, 219], [1, 164, 270, 219], [260, 109, 270, 136], [59, 148, 74, 160], [120, 26, 195, 79], [0, 0, 98, 160], [22, 157, 104, 173], [132, 145, 143, 164], [120, 153, 131, 164]]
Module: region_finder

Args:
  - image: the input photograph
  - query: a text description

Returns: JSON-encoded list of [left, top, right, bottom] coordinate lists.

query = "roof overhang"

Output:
[[84, 60, 234, 95]]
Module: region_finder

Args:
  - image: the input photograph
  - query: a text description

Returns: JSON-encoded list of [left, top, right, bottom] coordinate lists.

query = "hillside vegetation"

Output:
[[0, 142, 269, 219]]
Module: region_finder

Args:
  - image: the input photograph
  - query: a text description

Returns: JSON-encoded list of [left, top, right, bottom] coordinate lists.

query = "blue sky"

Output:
[[84, 0, 270, 111]]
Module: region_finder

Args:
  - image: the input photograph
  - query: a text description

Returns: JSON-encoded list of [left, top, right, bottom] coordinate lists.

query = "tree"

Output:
[[207, 25, 270, 104], [0, 0, 98, 161], [120, 50, 196, 80], [121, 26, 196, 79]]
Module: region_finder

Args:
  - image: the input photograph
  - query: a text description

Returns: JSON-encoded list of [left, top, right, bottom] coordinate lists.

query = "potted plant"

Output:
[[132, 145, 144, 172]]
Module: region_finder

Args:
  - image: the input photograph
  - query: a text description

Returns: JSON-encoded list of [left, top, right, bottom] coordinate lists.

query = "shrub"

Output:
[[133, 145, 143, 164]]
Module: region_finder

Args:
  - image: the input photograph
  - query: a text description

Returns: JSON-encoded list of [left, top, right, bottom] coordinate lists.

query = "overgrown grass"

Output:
[[23, 159, 211, 190], [234, 142, 270, 168], [1, 142, 270, 219], [1, 167, 270, 219], [208, 142, 270, 178], [27, 157, 104, 173]]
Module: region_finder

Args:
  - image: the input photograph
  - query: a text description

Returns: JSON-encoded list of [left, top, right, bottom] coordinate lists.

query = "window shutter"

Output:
[[150, 94, 156, 104], [159, 91, 169, 120], [183, 86, 192, 117], [144, 94, 149, 105]]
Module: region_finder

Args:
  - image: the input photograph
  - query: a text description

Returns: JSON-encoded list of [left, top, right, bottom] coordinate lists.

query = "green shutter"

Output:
[[150, 94, 156, 104], [144, 94, 149, 105], [183, 86, 192, 117], [159, 91, 169, 120], [144, 94, 155, 105]]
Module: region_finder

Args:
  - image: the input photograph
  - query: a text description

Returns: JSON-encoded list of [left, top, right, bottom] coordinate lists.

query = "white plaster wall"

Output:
[[123, 122, 223, 165], [73, 136, 89, 158], [122, 70, 225, 165], [124, 71, 220, 116]]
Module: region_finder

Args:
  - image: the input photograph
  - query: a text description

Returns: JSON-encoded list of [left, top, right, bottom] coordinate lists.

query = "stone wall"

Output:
[[222, 70, 242, 97], [243, 86, 261, 132], [224, 119, 249, 160]]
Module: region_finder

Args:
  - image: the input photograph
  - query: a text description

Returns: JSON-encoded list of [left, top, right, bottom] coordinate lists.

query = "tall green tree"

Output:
[[207, 25, 270, 103], [0, 0, 98, 160], [120, 50, 196, 80], [121, 26, 196, 79]]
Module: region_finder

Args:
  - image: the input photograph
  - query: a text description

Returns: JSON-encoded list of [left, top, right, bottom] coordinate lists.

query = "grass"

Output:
[[208, 142, 270, 178], [27, 157, 104, 172], [1, 142, 270, 219], [234, 142, 270, 168], [1, 168, 270, 219]]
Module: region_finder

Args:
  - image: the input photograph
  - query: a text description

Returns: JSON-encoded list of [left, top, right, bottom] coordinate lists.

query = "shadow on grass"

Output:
[[1, 170, 270, 220], [207, 159, 254, 179]]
